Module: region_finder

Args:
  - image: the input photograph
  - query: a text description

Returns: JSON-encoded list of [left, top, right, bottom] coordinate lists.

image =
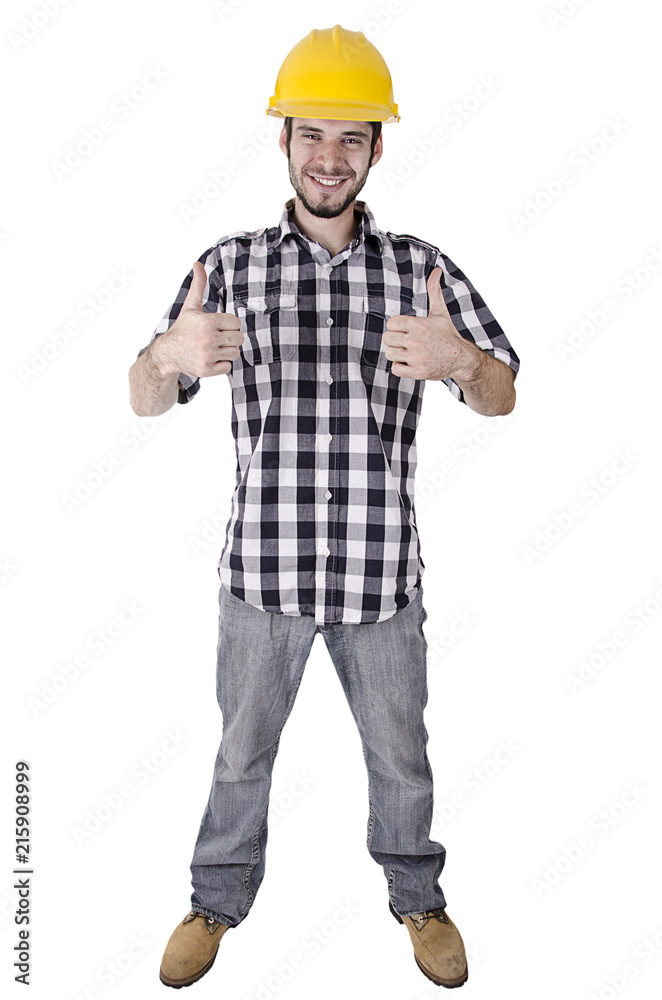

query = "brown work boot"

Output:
[[160, 910, 230, 988], [389, 900, 468, 988]]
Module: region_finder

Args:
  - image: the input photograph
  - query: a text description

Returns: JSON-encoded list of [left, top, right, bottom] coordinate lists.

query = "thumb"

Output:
[[182, 260, 207, 311], [426, 267, 448, 317]]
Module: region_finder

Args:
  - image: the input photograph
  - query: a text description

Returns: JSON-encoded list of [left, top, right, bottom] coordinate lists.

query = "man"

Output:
[[129, 24, 519, 990]]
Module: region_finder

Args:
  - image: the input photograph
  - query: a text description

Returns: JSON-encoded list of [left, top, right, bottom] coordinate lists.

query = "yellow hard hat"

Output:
[[266, 24, 400, 124]]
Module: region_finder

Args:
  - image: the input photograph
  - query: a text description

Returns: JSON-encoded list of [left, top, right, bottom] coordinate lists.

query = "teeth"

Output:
[[312, 176, 345, 186]]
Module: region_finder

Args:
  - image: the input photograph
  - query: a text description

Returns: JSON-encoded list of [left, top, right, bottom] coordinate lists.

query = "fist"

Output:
[[382, 267, 477, 382], [155, 261, 244, 378]]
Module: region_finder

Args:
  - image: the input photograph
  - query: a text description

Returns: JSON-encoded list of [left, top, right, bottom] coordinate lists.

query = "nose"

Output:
[[314, 141, 349, 175]]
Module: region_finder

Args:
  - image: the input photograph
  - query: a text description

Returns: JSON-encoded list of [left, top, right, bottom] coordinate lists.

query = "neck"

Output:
[[290, 197, 359, 258]]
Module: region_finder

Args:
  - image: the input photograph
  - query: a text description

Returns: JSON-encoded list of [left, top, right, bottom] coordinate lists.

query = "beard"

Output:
[[287, 154, 371, 219]]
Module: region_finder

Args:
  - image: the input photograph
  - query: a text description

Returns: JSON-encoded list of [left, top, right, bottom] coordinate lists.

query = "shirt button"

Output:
[[324, 491, 332, 500], [326, 376, 333, 384], [324, 265, 332, 274], [325, 433, 332, 442], [324, 547, 330, 557], [326, 317, 333, 326]]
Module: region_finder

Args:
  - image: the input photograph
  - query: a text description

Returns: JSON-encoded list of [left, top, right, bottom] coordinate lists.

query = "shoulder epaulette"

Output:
[[214, 227, 268, 246], [386, 232, 442, 256]]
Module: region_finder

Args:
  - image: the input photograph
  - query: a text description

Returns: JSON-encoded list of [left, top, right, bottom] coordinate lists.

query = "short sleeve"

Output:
[[432, 251, 520, 404], [136, 248, 226, 404]]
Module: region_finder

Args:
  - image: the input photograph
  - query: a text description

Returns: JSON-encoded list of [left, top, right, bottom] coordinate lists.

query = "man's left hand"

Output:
[[383, 267, 481, 382]]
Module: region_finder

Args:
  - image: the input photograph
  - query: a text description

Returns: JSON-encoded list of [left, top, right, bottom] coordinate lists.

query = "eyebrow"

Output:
[[294, 125, 370, 139]]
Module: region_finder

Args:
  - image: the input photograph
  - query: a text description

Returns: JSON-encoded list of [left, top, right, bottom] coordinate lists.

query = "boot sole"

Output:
[[159, 947, 219, 989], [389, 900, 469, 989]]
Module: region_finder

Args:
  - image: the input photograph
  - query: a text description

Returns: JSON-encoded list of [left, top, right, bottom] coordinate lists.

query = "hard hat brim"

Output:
[[266, 97, 399, 124]]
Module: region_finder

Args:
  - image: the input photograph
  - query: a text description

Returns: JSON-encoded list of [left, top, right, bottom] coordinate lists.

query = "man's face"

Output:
[[279, 118, 383, 219]]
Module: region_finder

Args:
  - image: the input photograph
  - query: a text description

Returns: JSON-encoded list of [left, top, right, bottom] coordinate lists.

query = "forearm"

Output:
[[129, 336, 181, 416], [452, 344, 516, 416]]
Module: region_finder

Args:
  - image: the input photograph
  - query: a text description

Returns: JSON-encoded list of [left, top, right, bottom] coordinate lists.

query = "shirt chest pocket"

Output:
[[360, 292, 418, 370], [231, 286, 298, 366]]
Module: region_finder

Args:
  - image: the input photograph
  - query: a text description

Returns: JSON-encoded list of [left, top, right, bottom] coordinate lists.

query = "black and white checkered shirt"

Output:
[[137, 199, 519, 625]]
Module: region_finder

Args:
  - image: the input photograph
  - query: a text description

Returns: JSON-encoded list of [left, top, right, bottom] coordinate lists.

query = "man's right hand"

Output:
[[151, 261, 243, 378]]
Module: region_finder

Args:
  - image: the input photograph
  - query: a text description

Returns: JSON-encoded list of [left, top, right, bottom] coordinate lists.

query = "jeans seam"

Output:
[[363, 745, 375, 851], [387, 866, 397, 909], [240, 801, 267, 919]]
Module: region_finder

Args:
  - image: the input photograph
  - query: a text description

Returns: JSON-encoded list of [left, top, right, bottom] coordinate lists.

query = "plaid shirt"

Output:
[[137, 199, 519, 625]]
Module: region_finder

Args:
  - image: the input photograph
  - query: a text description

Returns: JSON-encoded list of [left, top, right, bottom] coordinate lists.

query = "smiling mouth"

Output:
[[307, 174, 350, 191]]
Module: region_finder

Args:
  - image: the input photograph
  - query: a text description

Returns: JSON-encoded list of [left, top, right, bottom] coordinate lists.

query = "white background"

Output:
[[3, 0, 662, 997]]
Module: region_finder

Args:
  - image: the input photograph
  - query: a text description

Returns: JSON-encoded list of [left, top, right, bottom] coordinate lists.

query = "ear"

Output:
[[278, 125, 288, 157], [370, 132, 383, 168]]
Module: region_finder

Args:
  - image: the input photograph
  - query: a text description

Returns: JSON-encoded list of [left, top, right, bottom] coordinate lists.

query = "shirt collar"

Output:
[[270, 198, 384, 254]]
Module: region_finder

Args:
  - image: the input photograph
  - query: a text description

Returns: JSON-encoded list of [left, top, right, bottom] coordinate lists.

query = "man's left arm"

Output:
[[446, 337, 517, 416], [383, 253, 520, 416]]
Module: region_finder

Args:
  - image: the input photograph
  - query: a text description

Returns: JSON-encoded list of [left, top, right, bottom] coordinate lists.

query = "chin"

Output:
[[309, 203, 351, 219], [298, 188, 356, 219]]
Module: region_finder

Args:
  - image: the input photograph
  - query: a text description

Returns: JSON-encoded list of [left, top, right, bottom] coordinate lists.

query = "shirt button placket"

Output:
[[317, 259, 336, 624]]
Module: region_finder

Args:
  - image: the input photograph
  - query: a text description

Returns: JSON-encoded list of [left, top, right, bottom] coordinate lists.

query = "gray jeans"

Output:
[[190, 583, 447, 924]]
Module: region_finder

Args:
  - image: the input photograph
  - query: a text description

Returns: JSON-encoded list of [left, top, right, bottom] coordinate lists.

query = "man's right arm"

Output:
[[128, 335, 181, 417], [128, 260, 243, 417]]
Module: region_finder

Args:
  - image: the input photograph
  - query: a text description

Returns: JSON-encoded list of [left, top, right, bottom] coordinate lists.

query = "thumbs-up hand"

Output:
[[151, 261, 244, 378], [383, 267, 480, 382]]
